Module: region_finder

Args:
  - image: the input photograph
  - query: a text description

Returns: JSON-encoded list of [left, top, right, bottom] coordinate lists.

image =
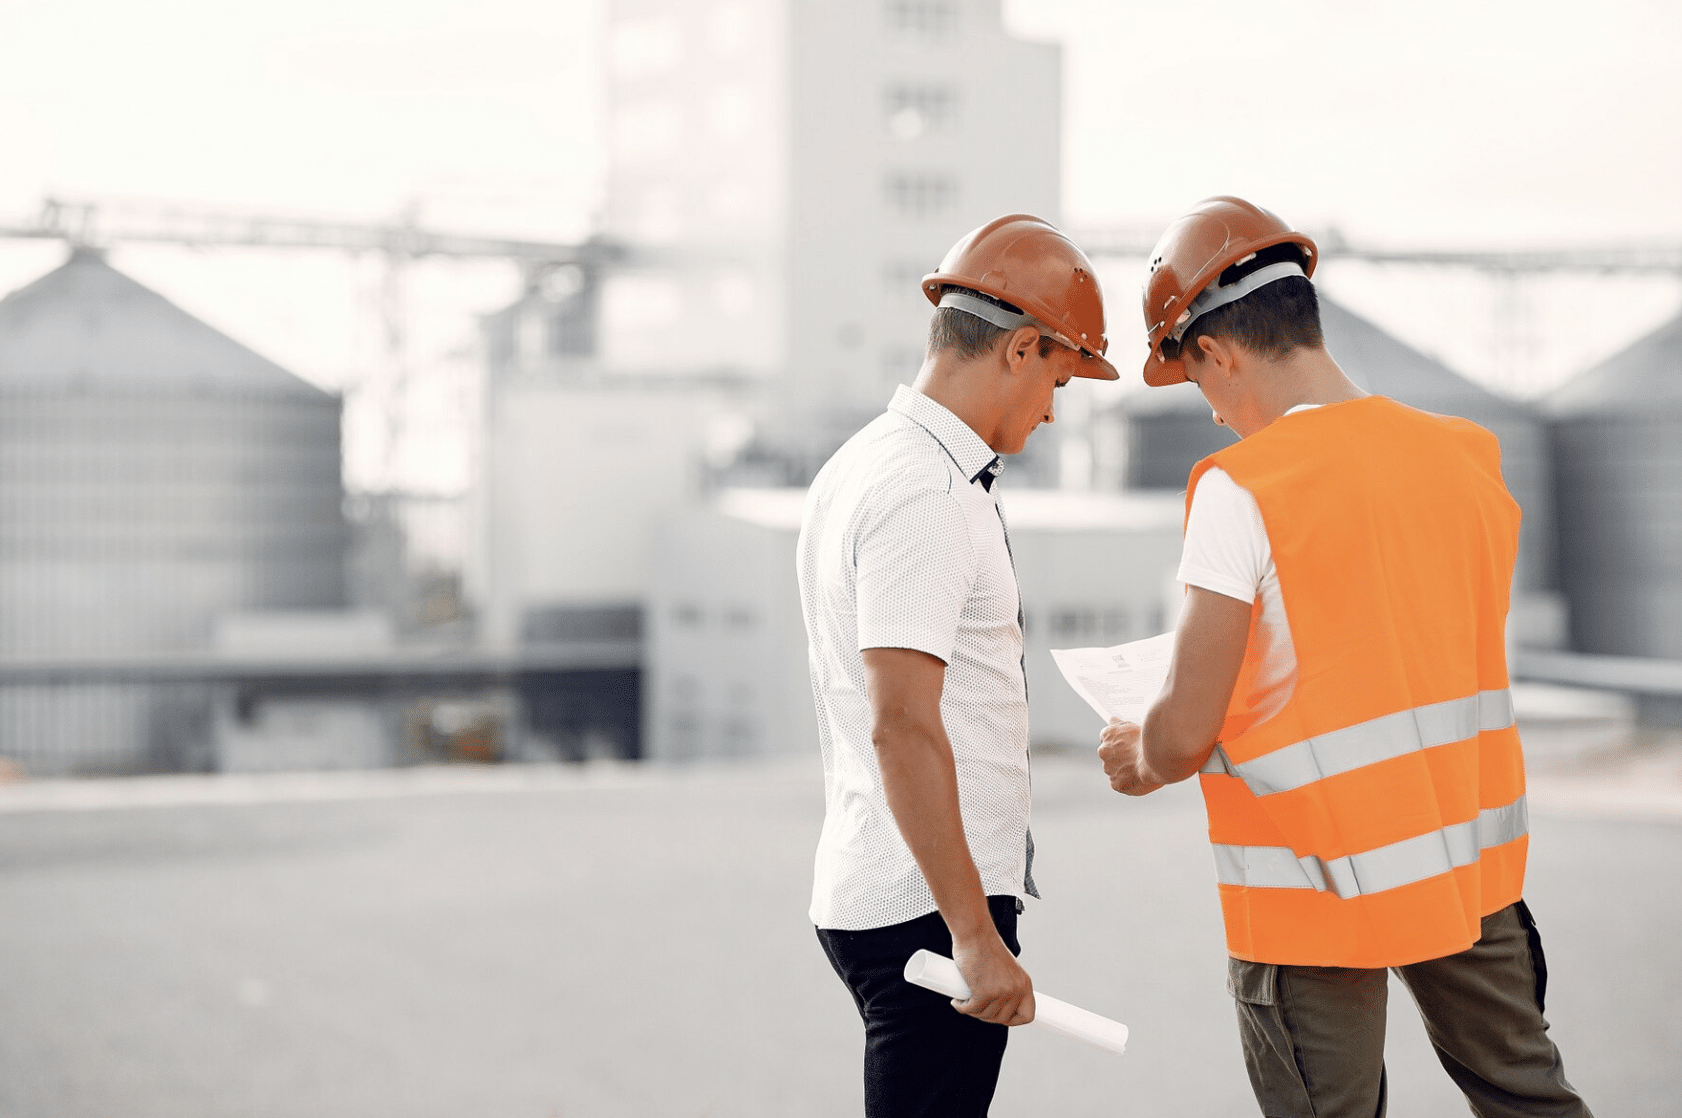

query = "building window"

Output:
[[705, 1, 753, 57], [703, 82, 754, 142], [884, 0, 959, 40], [719, 714, 759, 754], [1047, 606, 1134, 643], [1049, 608, 1087, 641], [669, 712, 701, 749], [1101, 607, 1132, 641], [885, 84, 958, 141], [885, 173, 958, 219], [611, 17, 684, 80]]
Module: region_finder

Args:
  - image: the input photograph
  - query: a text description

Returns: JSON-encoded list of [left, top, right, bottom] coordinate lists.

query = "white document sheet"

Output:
[[1050, 630, 1176, 725]]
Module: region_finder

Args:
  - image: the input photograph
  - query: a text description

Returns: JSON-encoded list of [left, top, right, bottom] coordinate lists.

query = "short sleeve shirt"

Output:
[[797, 385, 1035, 931]]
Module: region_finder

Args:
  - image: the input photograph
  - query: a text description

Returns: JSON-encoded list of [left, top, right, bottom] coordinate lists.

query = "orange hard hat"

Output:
[[922, 214, 1118, 380], [1140, 196, 1318, 386]]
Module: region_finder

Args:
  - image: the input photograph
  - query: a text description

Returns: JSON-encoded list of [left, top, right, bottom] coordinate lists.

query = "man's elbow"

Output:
[[1142, 710, 1219, 784], [870, 714, 934, 758], [1149, 747, 1210, 785]]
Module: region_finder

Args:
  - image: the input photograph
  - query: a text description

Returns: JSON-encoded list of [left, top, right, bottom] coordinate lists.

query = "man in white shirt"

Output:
[[797, 215, 1116, 1117]]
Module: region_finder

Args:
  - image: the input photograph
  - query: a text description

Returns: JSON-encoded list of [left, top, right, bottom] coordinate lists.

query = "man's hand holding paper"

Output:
[[1097, 718, 1163, 797], [1053, 589, 1254, 794]]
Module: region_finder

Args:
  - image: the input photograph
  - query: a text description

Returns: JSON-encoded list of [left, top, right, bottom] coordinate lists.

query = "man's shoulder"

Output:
[[818, 411, 964, 504]]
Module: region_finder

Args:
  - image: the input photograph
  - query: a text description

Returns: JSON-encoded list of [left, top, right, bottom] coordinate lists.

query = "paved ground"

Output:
[[0, 729, 1678, 1117]]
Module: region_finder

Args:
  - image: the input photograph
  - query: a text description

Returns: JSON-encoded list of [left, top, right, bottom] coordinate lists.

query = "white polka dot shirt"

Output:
[[798, 384, 1037, 932]]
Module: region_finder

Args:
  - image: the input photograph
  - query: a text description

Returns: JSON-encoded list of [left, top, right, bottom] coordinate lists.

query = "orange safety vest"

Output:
[[1188, 396, 1527, 968]]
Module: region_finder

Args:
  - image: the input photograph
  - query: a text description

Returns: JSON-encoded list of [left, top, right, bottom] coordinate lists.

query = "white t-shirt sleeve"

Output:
[[1178, 466, 1272, 605], [854, 485, 976, 662]]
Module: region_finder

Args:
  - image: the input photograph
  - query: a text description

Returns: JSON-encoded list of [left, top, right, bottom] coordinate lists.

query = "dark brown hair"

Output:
[[1161, 243, 1323, 364]]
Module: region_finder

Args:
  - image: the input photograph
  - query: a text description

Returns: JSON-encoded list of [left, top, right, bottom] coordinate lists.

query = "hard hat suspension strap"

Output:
[[1168, 260, 1306, 344], [938, 290, 1080, 353]]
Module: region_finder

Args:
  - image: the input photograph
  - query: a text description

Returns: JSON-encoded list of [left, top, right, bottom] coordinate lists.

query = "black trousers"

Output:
[[816, 896, 1021, 1118], [1228, 901, 1594, 1118]]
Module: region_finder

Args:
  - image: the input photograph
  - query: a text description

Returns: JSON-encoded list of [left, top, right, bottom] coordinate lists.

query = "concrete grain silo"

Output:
[[1548, 311, 1682, 663], [0, 250, 347, 774], [1118, 296, 1560, 625]]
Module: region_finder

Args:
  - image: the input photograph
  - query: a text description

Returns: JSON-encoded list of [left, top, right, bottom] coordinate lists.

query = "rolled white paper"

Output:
[[902, 949, 1130, 1056]]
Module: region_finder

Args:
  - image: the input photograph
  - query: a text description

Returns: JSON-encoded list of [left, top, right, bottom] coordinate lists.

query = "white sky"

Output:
[[1011, 0, 1682, 245], [2, 0, 1679, 490]]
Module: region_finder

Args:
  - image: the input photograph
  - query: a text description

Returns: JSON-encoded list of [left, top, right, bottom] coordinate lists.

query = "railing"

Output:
[[1510, 650, 1682, 696], [0, 644, 641, 685]]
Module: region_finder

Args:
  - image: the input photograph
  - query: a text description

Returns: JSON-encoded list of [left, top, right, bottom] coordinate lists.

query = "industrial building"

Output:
[[597, 0, 1062, 468], [645, 488, 1185, 761], [467, 0, 1069, 759], [1548, 310, 1682, 723], [0, 249, 350, 774], [0, 244, 660, 777], [1, 1, 1678, 775], [367, 0, 1682, 759]]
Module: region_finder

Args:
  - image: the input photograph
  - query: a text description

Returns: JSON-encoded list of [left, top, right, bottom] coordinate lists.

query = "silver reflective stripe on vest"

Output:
[[1211, 795, 1528, 900], [1199, 689, 1515, 796]]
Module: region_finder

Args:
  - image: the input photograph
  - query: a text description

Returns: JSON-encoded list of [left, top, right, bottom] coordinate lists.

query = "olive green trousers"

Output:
[[1227, 901, 1594, 1118]]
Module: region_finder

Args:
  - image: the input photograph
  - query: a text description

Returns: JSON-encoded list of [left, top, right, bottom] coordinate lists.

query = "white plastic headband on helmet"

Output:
[[1166, 260, 1307, 344], [938, 290, 1081, 352]]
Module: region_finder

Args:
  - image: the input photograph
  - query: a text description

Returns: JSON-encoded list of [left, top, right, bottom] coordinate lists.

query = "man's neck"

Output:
[[912, 352, 1000, 448], [1244, 347, 1367, 433]]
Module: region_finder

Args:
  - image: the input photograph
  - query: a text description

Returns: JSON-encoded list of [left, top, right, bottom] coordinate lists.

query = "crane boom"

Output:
[[1069, 224, 1682, 275], [4, 198, 1676, 276], [0, 197, 625, 268]]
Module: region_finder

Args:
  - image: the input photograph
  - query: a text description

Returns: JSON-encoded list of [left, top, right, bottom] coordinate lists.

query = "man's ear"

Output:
[[1195, 334, 1240, 383], [1002, 325, 1040, 373]]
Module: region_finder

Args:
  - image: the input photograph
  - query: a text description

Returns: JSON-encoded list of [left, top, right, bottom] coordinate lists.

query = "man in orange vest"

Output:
[[1098, 196, 1594, 1117]]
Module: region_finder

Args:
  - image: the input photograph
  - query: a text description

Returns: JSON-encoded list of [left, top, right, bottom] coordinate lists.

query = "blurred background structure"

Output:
[[1, 0, 1681, 775], [0, 250, 350, 774]]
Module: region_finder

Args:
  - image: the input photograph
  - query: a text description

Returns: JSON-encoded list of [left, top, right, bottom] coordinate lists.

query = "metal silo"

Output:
[[0, 250, 347, 774], [1119, 296, 1559, 606], [1548, 310, 1682, 661]]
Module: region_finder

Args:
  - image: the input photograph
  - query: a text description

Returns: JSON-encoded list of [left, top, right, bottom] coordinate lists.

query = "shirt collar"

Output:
[[888, 385, 1003, 490]]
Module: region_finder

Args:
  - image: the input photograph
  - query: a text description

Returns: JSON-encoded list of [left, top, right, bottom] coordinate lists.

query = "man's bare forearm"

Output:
[[873, 720, 995, 942], [1140, 695, 1218, 785], [860, 645, 1034, 1024], [1101, 588, 1252, 795]]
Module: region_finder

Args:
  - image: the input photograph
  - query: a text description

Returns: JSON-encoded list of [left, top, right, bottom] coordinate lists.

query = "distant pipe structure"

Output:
[[4, 198, 1679, 482], [0, 196, 626, 272], [1072, 224, 1682, 407], [6, 200, 1682, 726], [1069, 224, 1682, 275], [0, 198, 636, 490], [0, 644, 641, 685], [4, 199, 1679, 276]]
